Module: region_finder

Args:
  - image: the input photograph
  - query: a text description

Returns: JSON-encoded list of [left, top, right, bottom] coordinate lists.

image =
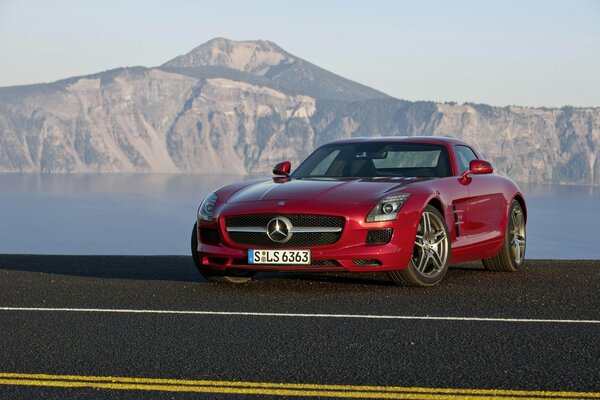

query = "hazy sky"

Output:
[[1, 0, 599, 107]]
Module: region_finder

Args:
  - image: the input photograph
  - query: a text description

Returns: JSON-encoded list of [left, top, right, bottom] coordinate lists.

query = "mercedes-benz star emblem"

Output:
[[267, 216, 293, 243]]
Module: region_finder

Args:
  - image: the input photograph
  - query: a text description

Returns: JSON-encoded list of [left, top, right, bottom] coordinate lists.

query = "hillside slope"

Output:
[[0, 38, 598, 184]]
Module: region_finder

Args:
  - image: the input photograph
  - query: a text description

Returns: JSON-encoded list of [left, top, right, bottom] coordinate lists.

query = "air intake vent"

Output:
[[231, 259, 340, 267], [200, 228, 219, 244], [310, 260, 341, 267], [366, 229, 393, 245], [353, 259, 382, 266]]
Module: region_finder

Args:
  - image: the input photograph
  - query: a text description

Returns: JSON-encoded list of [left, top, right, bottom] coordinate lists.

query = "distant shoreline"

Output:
[[0, 172, 599, 188]]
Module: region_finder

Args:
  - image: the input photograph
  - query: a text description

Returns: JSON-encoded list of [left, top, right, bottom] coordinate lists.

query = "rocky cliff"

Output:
[[0, 37, 598, 185]]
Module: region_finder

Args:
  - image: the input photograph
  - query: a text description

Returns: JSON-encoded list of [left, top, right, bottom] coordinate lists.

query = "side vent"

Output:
[[452, 205, 463, 237]]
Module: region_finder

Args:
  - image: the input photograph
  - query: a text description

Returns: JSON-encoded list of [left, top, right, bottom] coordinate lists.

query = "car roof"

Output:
[[323, 136, 471, 147]]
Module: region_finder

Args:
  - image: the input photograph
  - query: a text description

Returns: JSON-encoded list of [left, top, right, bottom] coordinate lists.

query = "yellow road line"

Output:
[[0, 373, 598, 399]]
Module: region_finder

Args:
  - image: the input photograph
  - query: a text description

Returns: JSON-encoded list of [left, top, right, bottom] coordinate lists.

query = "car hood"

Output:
[[225, 177, 431, 205]]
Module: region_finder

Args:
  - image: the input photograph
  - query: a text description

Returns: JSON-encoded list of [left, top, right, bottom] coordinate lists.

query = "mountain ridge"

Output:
[[0, 38, 598, 185], [161, 37, 389, 101]]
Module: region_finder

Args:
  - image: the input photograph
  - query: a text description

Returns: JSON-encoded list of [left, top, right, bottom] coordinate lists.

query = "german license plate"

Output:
[[248, 249, 311, 265]]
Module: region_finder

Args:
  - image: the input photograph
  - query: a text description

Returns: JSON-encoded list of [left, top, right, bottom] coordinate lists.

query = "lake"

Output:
[[0, 174, 598, 259]]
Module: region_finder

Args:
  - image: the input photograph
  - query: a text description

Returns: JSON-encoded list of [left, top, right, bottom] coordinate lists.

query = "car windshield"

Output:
[[292, 142, 452, 179]]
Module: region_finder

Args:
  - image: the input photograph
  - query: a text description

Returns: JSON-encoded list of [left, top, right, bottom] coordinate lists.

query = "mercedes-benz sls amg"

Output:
[[191, 137, 526, 286]]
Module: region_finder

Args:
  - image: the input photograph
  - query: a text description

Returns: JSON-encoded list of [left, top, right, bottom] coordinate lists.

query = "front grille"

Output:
[[225, 214, 345, 248], [366, 228, 393, 245], [227, 231, 340, 247], [225, 214, 344, 228]]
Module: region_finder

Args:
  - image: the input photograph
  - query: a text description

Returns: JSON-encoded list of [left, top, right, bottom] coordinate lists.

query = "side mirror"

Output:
[[469, 159, 493, 175], [273, 161, 291, 177], [460, 159, 493, 184]]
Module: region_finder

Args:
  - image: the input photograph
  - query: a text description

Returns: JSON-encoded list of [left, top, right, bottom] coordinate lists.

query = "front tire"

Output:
[[388, 205, 451, 287], [482, 200, 526, 271], [191, 223, 254, 283]]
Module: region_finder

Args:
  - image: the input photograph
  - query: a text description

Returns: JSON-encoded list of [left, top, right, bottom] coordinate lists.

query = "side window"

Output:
[[455, 145, 478, 175]]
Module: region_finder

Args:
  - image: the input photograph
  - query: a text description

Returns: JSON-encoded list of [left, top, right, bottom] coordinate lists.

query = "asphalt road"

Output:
[[0, 255, 599, 399]]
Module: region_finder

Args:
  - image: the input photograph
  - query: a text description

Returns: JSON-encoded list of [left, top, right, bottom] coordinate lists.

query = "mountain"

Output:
[[0, 38, 598, 185], [161, 37, 389, 101]]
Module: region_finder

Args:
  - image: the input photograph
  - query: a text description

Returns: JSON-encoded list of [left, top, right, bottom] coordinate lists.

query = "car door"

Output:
[[455, 145, 505, 242]]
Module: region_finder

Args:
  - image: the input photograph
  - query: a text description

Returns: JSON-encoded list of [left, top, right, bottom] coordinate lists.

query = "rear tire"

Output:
[[388, 205, 451, 287], [191, 223, 254, 283], [482, 200, 526, 272]]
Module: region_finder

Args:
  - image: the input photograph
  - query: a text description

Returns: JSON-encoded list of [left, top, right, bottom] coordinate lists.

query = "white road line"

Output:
[[0, 307, 598, 324]]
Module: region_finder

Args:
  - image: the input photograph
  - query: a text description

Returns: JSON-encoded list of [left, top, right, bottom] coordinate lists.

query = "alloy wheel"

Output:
[[412, 211, 449, 278], [509, 206, 526, 265]]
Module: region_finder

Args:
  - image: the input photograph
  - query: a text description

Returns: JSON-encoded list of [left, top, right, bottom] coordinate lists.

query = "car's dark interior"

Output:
[[319, 145, 452, 178]]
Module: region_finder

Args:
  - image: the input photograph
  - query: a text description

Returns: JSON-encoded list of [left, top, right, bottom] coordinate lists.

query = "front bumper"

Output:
[[195, 212, 419, 273]]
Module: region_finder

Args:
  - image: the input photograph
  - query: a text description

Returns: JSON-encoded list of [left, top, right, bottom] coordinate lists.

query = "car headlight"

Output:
[[366, 193, 411, 222], [197, 192, 218, 222]]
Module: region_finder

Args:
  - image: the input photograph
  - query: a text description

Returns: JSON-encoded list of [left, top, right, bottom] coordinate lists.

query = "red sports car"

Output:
[[191, 137, 526, 286]]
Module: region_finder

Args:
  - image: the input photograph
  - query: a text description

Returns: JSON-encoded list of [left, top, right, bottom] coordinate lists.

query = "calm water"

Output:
[[0, 174, 598, 259]]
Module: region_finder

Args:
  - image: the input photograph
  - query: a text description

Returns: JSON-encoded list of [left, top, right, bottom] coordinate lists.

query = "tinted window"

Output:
[[309, 150, 340, 176], [292, 142, 452, 179], [372, 150, 441, 169], [455, 145, 478, 174]]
